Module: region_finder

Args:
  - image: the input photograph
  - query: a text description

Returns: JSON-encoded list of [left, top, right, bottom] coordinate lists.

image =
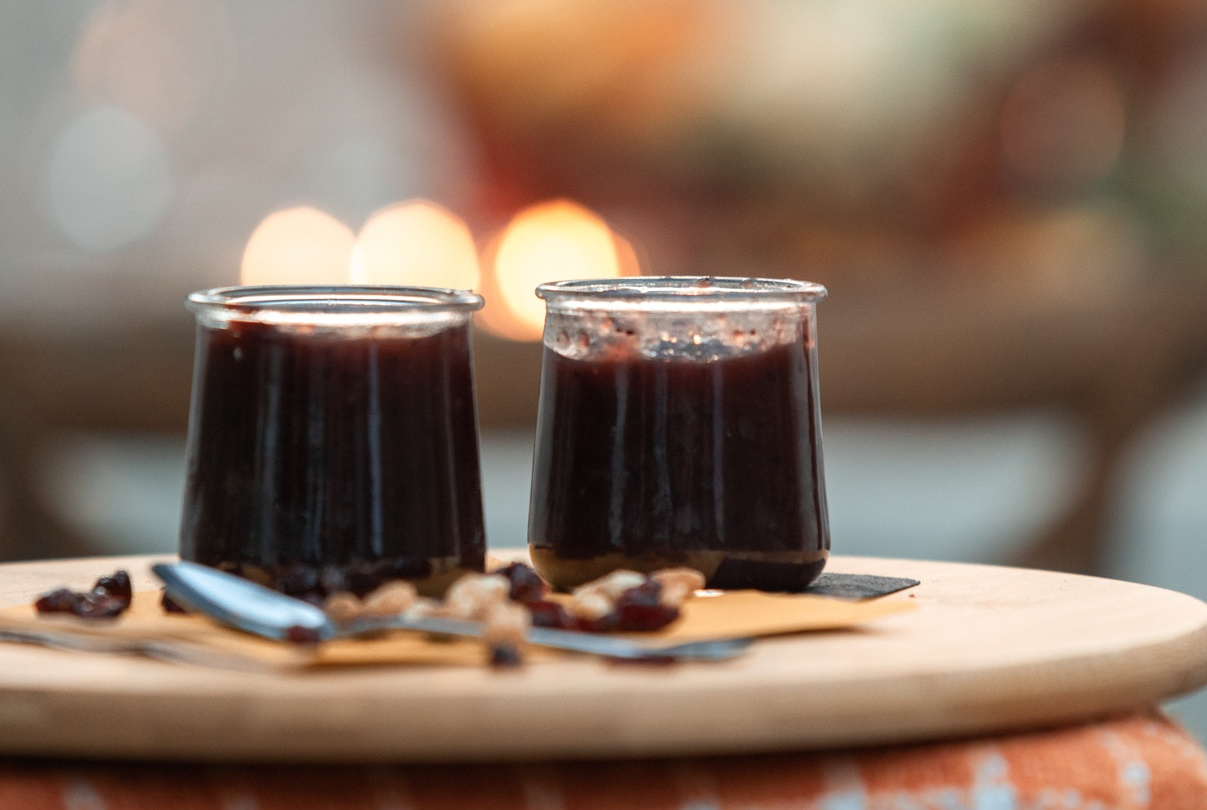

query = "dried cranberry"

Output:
[[34, 588, 79, 614], [526, 599, 575, 630], [284, 624, 322, 645], [34, 570, 133, 619], [614, 603, 678, 632], [618, 579, 663, 608], [489, 643, 524, 669], [93, 570, 132, 602], [614, 581, 678, 632], [160, 590, 188, 614], [575, 611, 621, 634], [71, 593, 128, 619], [496, 562, 549, 604]]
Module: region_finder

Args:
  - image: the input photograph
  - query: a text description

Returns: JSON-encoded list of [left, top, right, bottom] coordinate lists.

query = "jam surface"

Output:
[[529, 338, 829, 591], [180, 320, 486, 597]]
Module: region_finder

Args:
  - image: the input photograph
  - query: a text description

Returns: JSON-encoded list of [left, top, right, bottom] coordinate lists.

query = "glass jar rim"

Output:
[[187, 285, 484, 327], [536, 276, 827, 308]]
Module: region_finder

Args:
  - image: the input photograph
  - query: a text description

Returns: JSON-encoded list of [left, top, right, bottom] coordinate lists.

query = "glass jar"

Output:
[[528, 276, 829, 592], [180, 285, 486, 599]]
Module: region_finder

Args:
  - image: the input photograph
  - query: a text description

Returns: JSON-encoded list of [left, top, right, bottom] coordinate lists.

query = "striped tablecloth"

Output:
[[1, 712, 1204, 809]]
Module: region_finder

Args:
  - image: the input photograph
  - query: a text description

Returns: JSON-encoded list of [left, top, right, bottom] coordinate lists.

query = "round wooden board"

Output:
[[0, 553, 1205, 763]]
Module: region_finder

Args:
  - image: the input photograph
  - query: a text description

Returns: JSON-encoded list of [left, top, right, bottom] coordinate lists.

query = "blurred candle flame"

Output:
[[351, 200, 480, 289], [240, 206, 356, 286], [241, 201, 480, 290], [480, 200, 637, 341], [242, 199, 636, 343]]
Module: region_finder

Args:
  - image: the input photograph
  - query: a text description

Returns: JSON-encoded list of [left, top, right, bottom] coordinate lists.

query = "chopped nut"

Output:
[[584, 570, 647, 601], [437, 574, 510, 620], [483, 602, 530, 669], [651, 568, 706, 608], [568, 571, 628, 616], [567, 569, 647, 622], [482, 601, 531, 647], [403, 597, 440, 619], [323, 592, 363, 624], [361, 581, 418, 616], [568, 589, 614, 622]]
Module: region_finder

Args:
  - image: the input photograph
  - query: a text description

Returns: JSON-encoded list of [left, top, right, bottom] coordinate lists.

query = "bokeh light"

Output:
[[72, 0, 235, 134], [240, 207, 356, 286], [1000, 57, 1126, 195], [352, 201, 480, 289], [1150, 46, 1207, 197], [480, 200, 636, 341], [43, 104, 175, 252]]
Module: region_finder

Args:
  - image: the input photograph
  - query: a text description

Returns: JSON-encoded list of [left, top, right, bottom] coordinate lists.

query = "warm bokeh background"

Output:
[[3, 0, 1207, 727]]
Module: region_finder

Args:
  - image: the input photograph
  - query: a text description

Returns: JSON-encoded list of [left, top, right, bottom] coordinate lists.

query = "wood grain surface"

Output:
[[0, 554, 1204, 763]]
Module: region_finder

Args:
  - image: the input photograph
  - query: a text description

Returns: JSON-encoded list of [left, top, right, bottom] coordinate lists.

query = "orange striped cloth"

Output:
[[1, 712, 1204, 809]]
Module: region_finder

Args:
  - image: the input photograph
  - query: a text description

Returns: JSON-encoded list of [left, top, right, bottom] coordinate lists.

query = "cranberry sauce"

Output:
[[529, 337, 829, 592], [180, 319, 486, 598]]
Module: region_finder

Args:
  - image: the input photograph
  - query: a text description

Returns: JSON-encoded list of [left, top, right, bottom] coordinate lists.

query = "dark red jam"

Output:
[[180, 319, 486, 599], [529, 339, 828, 592]]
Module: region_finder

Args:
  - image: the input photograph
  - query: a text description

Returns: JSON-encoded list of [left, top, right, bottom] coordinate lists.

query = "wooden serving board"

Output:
[[0, 554, 1204, 763]]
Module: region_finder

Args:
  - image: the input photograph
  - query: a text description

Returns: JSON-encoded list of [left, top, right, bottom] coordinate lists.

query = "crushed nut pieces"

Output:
[[32, 562, 707, 670], [319, 563, 706, 667]]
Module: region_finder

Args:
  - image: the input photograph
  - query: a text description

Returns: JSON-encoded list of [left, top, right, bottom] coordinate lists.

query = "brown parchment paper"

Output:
[[0, 587, 915, 671]]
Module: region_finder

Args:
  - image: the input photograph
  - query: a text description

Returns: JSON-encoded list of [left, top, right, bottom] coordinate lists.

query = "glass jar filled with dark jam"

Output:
[[180, 286, 487, 599], [528, 277, 829, 592]]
